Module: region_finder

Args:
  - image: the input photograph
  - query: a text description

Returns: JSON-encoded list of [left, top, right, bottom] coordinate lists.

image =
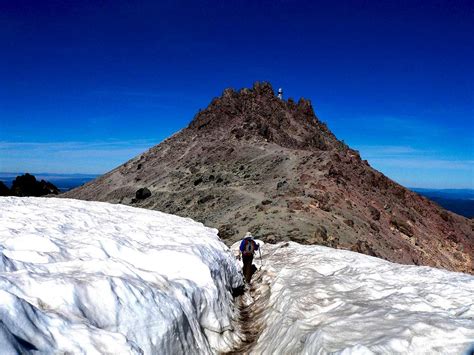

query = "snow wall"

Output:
[[231, 241, 474, 354], [0, 197, 243, 354]]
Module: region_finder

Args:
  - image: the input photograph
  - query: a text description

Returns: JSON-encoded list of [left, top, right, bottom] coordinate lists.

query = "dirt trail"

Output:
[[223, 269, 271, 355]]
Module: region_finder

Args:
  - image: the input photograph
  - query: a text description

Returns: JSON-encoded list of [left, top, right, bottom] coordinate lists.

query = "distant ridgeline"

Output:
[[411, 188, 474, 219], [0, 173, 59, 197]]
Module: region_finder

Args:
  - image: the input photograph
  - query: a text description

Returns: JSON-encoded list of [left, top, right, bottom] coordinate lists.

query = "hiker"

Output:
[[239, 232, 259, 283]]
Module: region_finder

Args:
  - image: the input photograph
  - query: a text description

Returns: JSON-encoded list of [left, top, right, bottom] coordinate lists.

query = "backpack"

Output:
[[242, 238, 256, 256]]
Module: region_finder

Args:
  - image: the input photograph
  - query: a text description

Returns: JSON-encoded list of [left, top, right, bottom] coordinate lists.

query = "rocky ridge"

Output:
[[2, 173, 60, 197], [64, 82, 474, 274]]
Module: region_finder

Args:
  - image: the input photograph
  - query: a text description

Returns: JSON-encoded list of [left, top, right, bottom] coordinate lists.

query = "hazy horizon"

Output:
[[1, 170, 473, 191]]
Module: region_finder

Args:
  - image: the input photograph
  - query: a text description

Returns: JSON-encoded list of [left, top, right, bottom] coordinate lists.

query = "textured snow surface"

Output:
[[0, 197, 243, 354], [232, 241, 474, 354], [2, 197, 473, 355]]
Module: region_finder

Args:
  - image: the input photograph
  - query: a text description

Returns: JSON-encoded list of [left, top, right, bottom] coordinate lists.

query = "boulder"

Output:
[[135, 187, 151, 200]]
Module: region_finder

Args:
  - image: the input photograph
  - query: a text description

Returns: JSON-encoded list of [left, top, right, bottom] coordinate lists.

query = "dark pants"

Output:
[[242, 254, 254, 283]]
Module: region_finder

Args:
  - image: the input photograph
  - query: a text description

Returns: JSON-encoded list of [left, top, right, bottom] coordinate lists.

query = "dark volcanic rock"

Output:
[[38, 180, 60, 195], [10, 174, 59, 197], [368, 206, 381, 221], [63, 82, 474, 274], [0, 181, 11, 196], [276, 180, 289, 191], [135, 187, 151, 200]]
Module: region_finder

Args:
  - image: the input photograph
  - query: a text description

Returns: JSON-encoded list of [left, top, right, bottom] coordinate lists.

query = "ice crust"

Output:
[[231, 241, 474, 354], [0, 197, 243, 354]]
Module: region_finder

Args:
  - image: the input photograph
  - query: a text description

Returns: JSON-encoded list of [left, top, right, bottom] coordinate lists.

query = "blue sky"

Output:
[[1, 0, 473, 188]]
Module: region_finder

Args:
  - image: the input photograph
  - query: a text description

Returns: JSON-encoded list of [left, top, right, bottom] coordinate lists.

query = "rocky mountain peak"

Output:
[[188, 81, 338, 152], [64, 82, 474, 274]]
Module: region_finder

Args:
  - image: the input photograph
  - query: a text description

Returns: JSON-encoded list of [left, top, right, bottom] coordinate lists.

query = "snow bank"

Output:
[[232, 241, 474, 354], [0, 197, 243, 354]]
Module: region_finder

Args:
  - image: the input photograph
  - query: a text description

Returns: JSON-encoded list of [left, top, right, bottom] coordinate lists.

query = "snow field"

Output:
[[232, 241, 474, 354], [0, 197, 244, 354], [2, 196, 473, 354]]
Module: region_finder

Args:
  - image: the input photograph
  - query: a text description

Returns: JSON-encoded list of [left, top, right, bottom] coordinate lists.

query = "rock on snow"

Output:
[[0, 197, 243, 354]]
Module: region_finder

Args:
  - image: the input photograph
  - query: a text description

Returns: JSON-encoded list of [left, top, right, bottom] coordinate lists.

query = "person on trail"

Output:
[[239, 232, 260, 283]]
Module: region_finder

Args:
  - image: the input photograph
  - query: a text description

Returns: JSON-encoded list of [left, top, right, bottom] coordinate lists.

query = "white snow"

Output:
[[0, 197, 243, 354], [2, 196, 474, 354], [231, 241, 474, 354]]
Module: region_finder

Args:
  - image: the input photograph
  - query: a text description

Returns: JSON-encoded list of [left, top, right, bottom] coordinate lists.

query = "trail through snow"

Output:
[[1, 197, 474, 354], [224, 269, 270, 355], [229, 241, 474, 354]]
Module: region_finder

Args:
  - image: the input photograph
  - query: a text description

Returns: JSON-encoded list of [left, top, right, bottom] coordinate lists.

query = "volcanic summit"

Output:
[[64, 82, 473, 273]]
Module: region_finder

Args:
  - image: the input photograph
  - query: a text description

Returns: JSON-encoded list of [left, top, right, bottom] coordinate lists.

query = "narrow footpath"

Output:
[[223, 262, 271, 354]]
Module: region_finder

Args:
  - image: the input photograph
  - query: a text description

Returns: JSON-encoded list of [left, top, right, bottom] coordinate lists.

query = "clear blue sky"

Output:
[[1, 0, 473, 188]]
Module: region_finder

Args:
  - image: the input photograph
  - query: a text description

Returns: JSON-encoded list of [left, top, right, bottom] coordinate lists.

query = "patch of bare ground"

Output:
[[223, 270, 270, 355]]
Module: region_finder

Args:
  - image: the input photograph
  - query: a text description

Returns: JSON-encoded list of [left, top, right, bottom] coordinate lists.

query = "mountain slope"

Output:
[[64, 82, 474, 273]]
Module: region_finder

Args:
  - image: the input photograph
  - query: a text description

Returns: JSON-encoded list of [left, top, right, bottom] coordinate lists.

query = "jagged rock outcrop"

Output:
[[64, 82, 474, 273], [10, 173, 59, 197], [0, 181, 11, 196]]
